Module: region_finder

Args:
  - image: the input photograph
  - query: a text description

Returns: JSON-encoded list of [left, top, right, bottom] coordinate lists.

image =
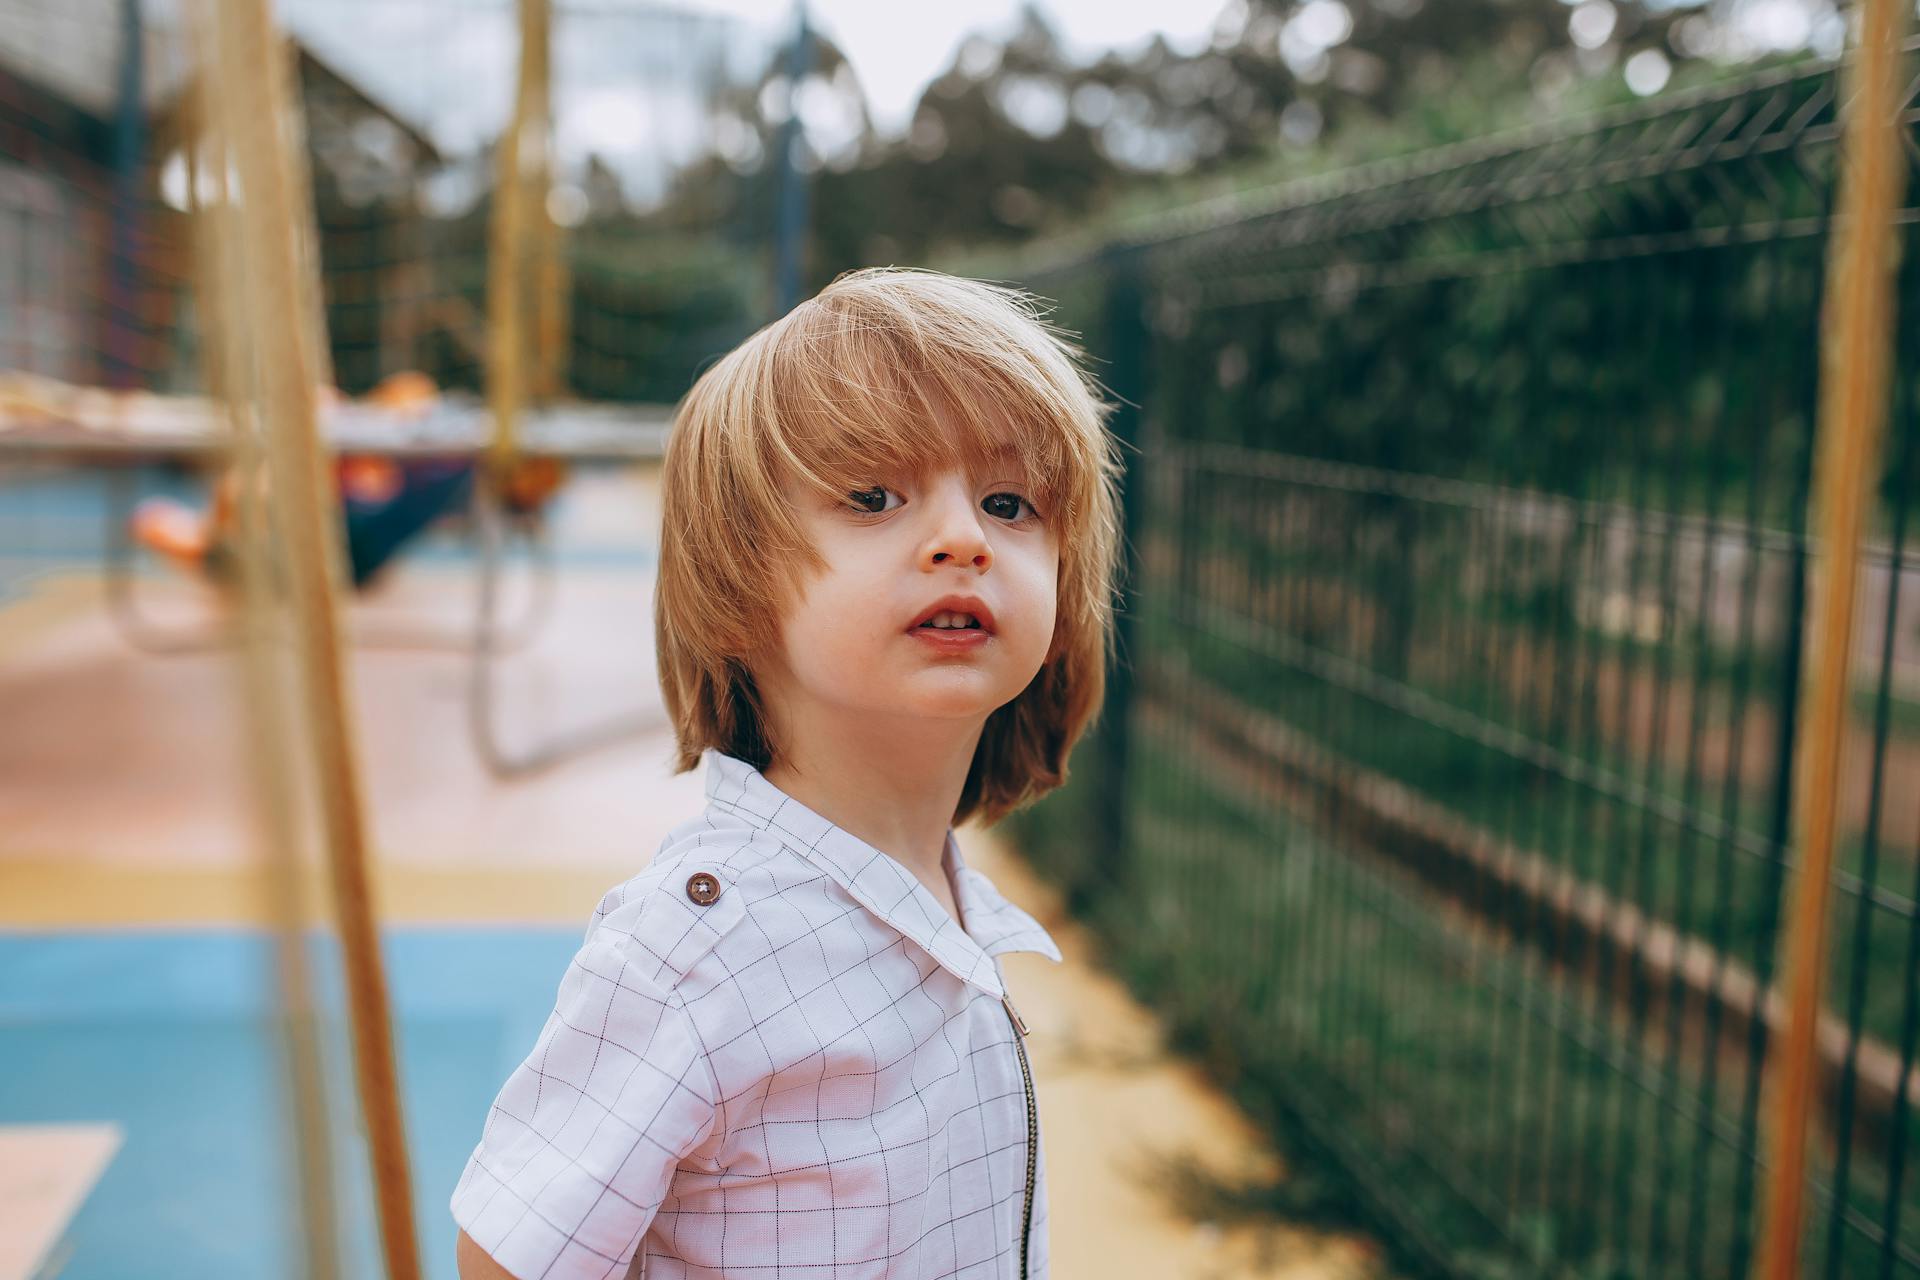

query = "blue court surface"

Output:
[[0, 926, 586, 1279]]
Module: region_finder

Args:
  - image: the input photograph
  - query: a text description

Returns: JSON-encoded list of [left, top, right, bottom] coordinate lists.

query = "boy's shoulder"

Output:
[[579, 804, 818, 992]]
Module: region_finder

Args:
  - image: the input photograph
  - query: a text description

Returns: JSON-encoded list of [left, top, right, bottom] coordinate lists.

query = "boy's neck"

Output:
[[760, 711, 984, 908]]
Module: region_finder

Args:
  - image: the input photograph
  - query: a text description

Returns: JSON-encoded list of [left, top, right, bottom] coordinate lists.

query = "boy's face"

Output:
[[756, 450, 1061, 738]]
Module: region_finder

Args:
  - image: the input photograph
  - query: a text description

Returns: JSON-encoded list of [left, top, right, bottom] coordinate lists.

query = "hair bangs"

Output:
[[763, 306, 1077, 517]]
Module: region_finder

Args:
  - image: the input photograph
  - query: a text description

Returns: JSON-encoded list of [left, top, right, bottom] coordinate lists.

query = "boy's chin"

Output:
[[886, 679, 1021, 721]]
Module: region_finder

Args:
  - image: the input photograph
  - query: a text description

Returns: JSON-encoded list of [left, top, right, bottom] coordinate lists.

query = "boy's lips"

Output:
[[906, 593, 995, 656], [906, 625, 990, 656], [905, 594, 997, 634], [908, 625, 991, 653]]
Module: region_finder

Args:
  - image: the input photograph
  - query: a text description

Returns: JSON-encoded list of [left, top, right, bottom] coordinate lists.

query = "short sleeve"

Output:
[[450, 927, 719, 1279]]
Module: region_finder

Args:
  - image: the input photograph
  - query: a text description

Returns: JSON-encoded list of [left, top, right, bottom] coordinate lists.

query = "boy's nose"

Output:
[[920, 483, 992, 571], [926, 527, 991, 570], [929, 544, 990, 568]]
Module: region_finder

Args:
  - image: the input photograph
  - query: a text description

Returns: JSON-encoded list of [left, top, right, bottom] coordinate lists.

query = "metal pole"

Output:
[[107, 0, 144, 388], [1093, 246, 1147, 913], [772, 0, 811, 316]]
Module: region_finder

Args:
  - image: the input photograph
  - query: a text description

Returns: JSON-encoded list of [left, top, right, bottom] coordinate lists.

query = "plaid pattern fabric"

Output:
[[452, 747, 1064, 1279]]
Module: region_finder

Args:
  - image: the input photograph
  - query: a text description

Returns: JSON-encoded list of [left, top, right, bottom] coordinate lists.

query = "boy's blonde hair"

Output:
[[654, 266, 1125, 827]]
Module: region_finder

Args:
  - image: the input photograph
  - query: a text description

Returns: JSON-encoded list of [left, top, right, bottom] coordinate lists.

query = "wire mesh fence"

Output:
[[0, 0, 781, 400], [1001, 41, 1920, 1280]]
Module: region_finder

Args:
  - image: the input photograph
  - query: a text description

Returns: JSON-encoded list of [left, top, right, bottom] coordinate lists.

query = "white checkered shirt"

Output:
[[451, 747, 1064, 1280]]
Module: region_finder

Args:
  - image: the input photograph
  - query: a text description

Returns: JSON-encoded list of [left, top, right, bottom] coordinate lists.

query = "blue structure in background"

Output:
[[771, 0, 812, 318]]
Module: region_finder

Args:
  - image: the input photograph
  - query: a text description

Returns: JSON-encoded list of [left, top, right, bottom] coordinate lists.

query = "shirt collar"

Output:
[[700, 749, 1063, 999]]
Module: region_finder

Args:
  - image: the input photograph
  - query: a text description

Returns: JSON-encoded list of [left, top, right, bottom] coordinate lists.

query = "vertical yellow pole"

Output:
[[277, 37, 336, 393], [535, 196, 569, 400], [531, 0, 566, 405], [180, 113, 225, 406], [1754, 2, 1911, 1276], [488, 0, 552, 473], [205, 1, 423, 1276]]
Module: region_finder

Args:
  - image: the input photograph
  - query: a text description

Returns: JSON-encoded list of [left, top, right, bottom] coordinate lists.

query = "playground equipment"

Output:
[[0, 0, 777, 1273], [4, 370, 660, 646], [0, 369, 670, 774], [0, 0, 750, 778]]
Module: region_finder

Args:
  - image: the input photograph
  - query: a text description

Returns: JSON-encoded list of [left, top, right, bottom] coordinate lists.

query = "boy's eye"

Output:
[[983, 492, 1038, 523], [846, 485, 902, 514], [844, 485, 1039, 522]]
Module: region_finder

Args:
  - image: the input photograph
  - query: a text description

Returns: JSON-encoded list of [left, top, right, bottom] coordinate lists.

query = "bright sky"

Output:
[[268, 0, 1225, 203], [682, 0, 1224, 134]]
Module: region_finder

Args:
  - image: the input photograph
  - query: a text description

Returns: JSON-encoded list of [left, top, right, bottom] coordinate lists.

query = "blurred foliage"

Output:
[[649, 0, 1796, 284], [289, 0, 1835, 403], [563, 231, 765, 402]]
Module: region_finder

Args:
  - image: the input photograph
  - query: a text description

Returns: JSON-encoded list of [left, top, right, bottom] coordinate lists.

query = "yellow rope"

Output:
[[200, 2, 423, 1276], [189, 8, 342, 1274], [1754, 3, 1912, 1275]]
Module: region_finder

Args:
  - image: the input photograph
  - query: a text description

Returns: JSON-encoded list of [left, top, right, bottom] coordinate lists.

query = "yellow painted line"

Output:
[[0, 860, 633, 929]]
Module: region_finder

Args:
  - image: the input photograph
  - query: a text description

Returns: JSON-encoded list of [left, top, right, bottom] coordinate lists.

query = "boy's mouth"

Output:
[[908, 614, 992, 652], [907, 596, 997, 634]]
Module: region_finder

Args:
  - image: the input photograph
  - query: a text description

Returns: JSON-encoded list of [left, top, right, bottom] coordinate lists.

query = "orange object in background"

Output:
[[365, 370, 440, 418], [130, 497, 215, 570], [338, 371, 437, 503], [339, 456, 404, 504], [130, 471, 241, 574], [501, 455, 564, 514], [126, 369, 571, 580]]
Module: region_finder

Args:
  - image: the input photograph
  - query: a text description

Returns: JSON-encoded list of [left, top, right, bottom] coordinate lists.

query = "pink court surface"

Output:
[[0, 463, 1380, 1280]]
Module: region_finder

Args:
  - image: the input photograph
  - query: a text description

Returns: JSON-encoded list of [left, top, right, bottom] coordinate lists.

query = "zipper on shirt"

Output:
[[1003, 993, 1037, 1280]]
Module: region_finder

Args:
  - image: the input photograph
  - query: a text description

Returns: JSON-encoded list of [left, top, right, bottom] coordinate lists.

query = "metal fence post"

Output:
[[107, 0, 144, 390], [1089, 243, 1147, 914], [772, 1, 812, 316]]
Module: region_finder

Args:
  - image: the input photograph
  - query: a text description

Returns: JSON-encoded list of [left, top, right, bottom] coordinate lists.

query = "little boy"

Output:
[[451, 267, 1124, 1279]]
